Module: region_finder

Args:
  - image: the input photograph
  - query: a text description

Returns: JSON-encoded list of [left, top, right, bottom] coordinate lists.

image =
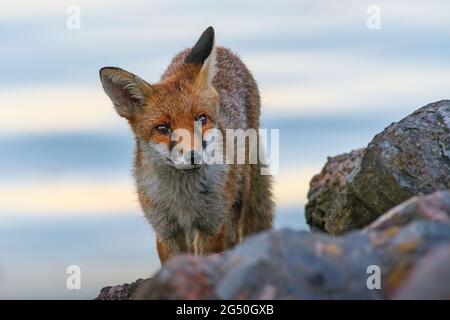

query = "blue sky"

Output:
[[0, 0, 449, 298], [2, 0, 450, 130], [1, 0, 449, 212]]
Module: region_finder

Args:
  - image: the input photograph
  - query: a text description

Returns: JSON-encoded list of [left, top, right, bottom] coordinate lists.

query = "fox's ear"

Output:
[[99, 67, 151, 119], [185, 26, 216, 89]]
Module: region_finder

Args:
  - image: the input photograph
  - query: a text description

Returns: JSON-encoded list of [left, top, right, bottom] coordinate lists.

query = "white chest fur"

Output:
[[136, 161, 227, 240]]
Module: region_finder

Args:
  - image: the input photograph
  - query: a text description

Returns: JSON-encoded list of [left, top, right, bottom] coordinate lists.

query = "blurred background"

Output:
[[1, 0, 449, 299]]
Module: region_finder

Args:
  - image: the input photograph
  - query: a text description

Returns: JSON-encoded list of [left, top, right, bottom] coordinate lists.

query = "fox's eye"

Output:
[[196, 114, 208, 126], [155, 124, 171, 135]]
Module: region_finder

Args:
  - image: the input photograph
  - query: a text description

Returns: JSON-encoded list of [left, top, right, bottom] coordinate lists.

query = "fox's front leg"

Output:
[[156, 236, 171, 263], [155, 231, 190, 264], [194, 226, 227, 256], [194, 231, 205, 255]]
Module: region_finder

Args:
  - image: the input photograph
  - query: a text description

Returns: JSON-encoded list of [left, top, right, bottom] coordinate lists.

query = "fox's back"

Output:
[[162, 47, 261, 130]]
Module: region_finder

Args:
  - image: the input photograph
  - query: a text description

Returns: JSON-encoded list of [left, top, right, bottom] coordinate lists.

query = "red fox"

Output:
[[99, 26, 274, 263]]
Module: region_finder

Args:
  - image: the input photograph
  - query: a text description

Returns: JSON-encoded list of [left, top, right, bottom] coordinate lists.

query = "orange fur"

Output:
[[100, 27, 274, 264]]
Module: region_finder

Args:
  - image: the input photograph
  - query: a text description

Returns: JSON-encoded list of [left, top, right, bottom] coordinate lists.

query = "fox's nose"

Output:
[[188, 150, 202, 165]]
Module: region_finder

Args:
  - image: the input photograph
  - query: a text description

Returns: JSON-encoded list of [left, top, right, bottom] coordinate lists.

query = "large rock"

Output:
[[305, 148, 365, 231], [95, 279, 144, 300], [392, 245, 450, 299], [125, 191, 450, 300], [306, 100, 450, 234]]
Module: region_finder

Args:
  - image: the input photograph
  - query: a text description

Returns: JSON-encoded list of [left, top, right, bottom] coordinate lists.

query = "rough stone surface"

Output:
[[95, 279, 144, 300], [393, 244, 450, 300], [305, 148, 365, 231], [120, 191, 450, 300], [306, 100, 450, 234]]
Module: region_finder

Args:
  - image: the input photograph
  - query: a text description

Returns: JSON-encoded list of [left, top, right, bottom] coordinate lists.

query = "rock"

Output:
[[129, 191, 450, 300], [392, 245, 450, 299], [366, 190, 450, 231], [95, 279, 144, 300], [306, 100, 450, 234], [133, 256, 221, 300], [305, 148, 365, 231]]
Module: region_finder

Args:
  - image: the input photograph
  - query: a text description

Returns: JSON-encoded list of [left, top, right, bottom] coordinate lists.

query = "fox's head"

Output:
[[100, 27, 219, 171]]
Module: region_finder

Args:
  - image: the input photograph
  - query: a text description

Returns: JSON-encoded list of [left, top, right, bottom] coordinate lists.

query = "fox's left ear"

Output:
[[185, 26, 216, 89], [99, 67, 152, 120]]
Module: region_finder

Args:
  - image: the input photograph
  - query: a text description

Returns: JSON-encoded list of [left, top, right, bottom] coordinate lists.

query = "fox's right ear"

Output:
[[99, 67, 152, 119], [185, 26, 216, 89]]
